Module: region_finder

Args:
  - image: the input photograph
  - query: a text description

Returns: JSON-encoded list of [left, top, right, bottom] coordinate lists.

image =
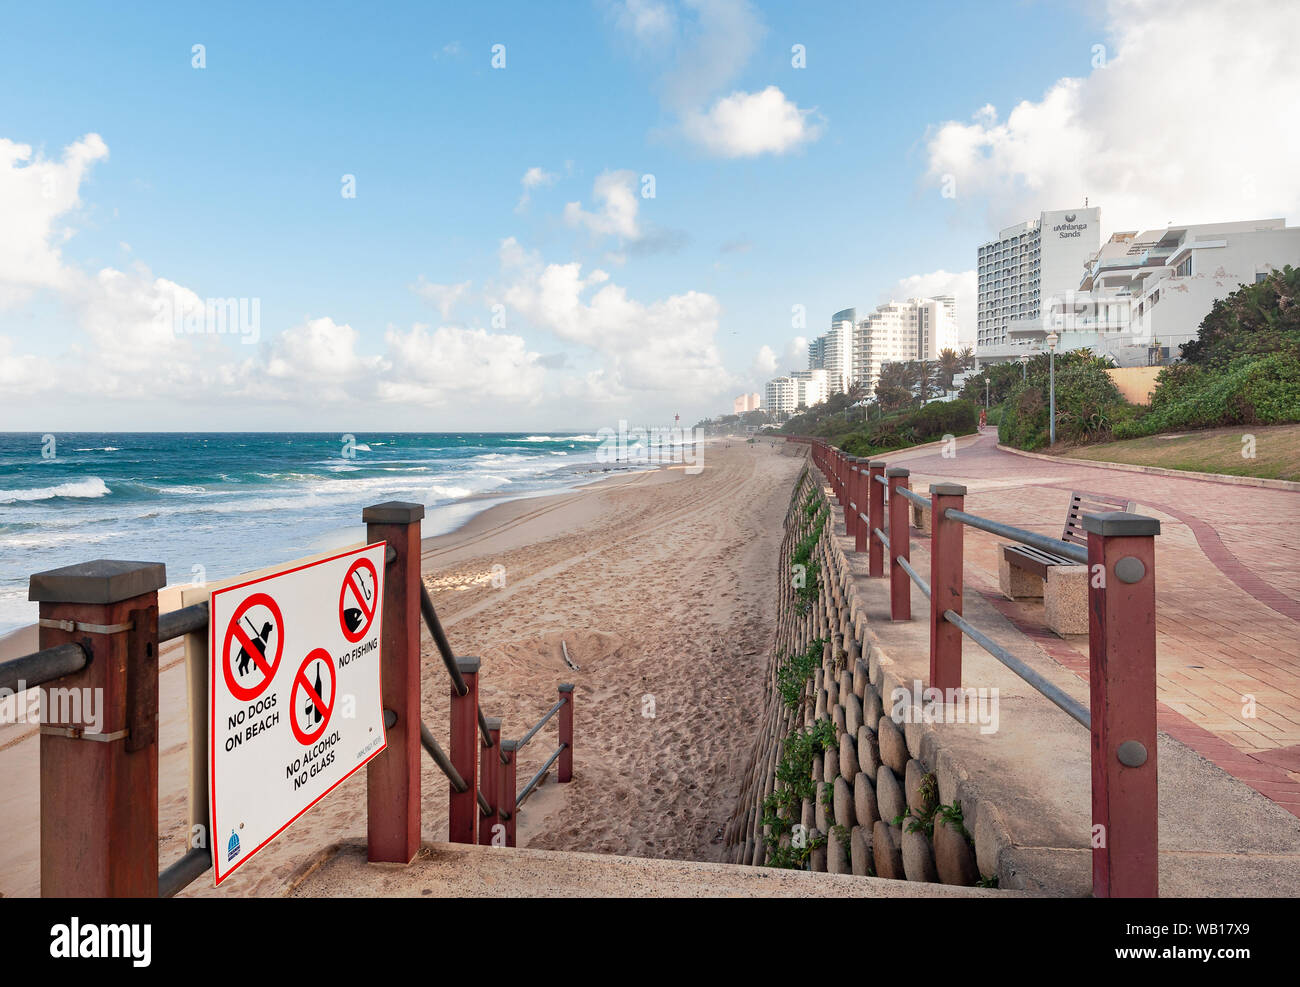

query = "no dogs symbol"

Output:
[[290, 649, 336, 746], [338, 557, 378, 643], [222, 593, 285, 702]]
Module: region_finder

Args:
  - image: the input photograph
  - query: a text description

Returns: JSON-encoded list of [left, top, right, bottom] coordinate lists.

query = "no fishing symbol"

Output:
[[338, 557, 378, 643]]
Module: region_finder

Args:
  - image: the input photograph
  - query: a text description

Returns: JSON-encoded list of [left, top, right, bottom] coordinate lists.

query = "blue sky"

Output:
[[1, 0, 1294, 430]]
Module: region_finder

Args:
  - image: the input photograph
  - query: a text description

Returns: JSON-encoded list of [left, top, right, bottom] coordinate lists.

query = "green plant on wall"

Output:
[[762, 717, 839, 869]]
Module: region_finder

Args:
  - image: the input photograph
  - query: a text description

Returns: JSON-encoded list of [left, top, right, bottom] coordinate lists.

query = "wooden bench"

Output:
[[1000, 491, 1137, 636]]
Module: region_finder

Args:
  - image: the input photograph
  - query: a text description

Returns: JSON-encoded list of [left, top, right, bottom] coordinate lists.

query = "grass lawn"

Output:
[[1059, 424, 1300, 482]]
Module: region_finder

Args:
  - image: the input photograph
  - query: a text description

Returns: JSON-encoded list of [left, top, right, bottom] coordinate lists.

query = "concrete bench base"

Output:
[[912, 503, 932, 536], [1044, 564, 1089, 637], [999, 549, 1044, 600]]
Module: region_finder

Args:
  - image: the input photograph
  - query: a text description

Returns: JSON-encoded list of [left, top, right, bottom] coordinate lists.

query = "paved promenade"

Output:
[[884, 430, 1300, 817]]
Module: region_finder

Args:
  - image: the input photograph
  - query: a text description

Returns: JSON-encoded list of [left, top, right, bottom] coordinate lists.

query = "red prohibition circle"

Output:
[[290, 649, 336, 746], [222, 593, 285, 702], [338, 557, 379, 643]]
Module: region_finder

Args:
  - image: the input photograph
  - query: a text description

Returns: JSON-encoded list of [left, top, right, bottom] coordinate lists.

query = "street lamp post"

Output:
[[1019, 353, 1029, 381], [1047, 331, 1059, 446]]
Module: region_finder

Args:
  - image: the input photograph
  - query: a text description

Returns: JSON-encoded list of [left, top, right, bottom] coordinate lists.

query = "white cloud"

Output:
[[752, 334, 807, 380], [410, 276, 472, 318], [0, 133, 108, 305], [381, 324, 544, 405], [515, 166, 557, 212], [610, 0, 821, 158], [563, 170, 642, 240], [499, 236, 733, 398], [682, 85, 821, 158], [613, 0, 677, 47], [883, 270, 977, 348], [924, 0, 1300, 230]]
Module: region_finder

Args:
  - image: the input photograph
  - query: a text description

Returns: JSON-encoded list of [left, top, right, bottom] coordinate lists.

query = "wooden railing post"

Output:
[[449, 656, 481, 843], [29, 559, 164, 897], [851, 458, 867, 552], [868, 461, 886, 576], [363, 501, 425, 864], [928, 484, 966, 692], [1085, 512, 1160, 898], [500, 739, 518, 847], [886, 468, 911, 621], [478, 717, 502, 845], [558, 683, 575, 782]]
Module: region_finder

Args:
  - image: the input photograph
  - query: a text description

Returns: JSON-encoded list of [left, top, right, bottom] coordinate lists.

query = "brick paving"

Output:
[[880, 430, 1300, 815]]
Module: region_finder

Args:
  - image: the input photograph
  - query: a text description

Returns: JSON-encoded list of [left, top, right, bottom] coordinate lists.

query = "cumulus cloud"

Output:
[[498, 235, 733, 398], [924, 0, 1300, 229], [682, 85, 821, 158], [0, 133, 548, 415], [410, 276, 472, 318], [751, 335, 807, 380], [515, 165, 557, 212], [610, 0, 821, 157], [883, 270, 977, 347], [0, 133, 109, 305], [563, 170, 643, 241]]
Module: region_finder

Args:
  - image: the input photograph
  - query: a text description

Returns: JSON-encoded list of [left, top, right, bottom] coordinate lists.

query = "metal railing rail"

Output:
[[516, 743, 567, 809], [945, 508, 1088, 565], [11, 501, 577, 899], [942, 609, 1090, 729], [791, 433, 1161, 897]]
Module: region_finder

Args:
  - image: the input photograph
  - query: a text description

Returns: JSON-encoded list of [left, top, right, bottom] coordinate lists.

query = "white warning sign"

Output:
[[209, 542, 388, 885]]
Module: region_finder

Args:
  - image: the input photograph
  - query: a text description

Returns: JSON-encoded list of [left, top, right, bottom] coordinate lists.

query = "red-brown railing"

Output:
[[789, 436, 1160, 898], [0, 499, 574, 897]]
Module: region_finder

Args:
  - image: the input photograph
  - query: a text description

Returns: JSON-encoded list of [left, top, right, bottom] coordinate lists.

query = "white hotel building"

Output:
[[975, 206, 1101, 361], [764, 368, 829, 418], [976, 209, 1300, 367]]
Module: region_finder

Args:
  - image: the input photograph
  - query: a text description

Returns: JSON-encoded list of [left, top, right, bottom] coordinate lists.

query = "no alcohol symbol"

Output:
[[290, 649, 336, 746]]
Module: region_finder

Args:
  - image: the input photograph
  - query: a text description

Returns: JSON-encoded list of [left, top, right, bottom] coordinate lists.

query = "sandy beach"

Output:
[[0, 439, 802, 897]]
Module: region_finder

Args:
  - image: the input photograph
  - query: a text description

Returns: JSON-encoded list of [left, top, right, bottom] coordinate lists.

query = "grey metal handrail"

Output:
[[516, 696, 567, 752], [942, 609, 1090, 729], [873, 474, 888, 486], [897, 556, 930, 598], [159, 847, 211, 898], [944, 508, 1088, 564], [418, 583, 493, 744], [896, 486, 931, 509], [515, 743, 567, 810], [420, 720, 468, 793], [158, 601, 209, 642], [0, 642, 89, 693], [873, 527, 889, 549]]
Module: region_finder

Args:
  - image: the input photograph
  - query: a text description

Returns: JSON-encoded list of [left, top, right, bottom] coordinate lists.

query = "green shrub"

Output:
[[1114, 351, 1300, 438]]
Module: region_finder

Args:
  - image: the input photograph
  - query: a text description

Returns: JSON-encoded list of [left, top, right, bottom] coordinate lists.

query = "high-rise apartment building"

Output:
[[854, 297, 959, 392], [976, 206, 1101, 360]]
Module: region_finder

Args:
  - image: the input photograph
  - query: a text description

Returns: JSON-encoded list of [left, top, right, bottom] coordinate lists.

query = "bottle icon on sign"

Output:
[[303, 661, 324, 727]]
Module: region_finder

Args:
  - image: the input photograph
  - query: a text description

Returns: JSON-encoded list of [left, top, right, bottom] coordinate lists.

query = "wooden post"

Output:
[[29, 559, 165, 897], [1085, 512, 1160, 898], [558, 683, 575, 782], [500, 739, 518, 847], [449, 657, 481, 843], [363, 501, 425, 864], [887, 468, 911, 622], [851, 459, 867, 551], [928, 484, 966, 692], [868, 461, 886, 577], [478, 717, 502, 845]]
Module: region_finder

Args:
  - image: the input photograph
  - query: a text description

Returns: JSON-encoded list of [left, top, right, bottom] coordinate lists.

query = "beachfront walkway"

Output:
[[884, 430, 1300, 817]]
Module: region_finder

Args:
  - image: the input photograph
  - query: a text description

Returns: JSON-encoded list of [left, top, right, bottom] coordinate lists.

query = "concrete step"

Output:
[[286, 841, 1029, 898]]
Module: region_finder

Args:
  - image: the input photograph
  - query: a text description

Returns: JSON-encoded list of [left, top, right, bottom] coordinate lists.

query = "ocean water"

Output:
[[0, 432, 619, 635]]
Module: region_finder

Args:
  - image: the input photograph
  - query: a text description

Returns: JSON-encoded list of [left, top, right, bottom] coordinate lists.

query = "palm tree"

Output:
[[958, 346, 975, 371], [937, 347, 962, 392]]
